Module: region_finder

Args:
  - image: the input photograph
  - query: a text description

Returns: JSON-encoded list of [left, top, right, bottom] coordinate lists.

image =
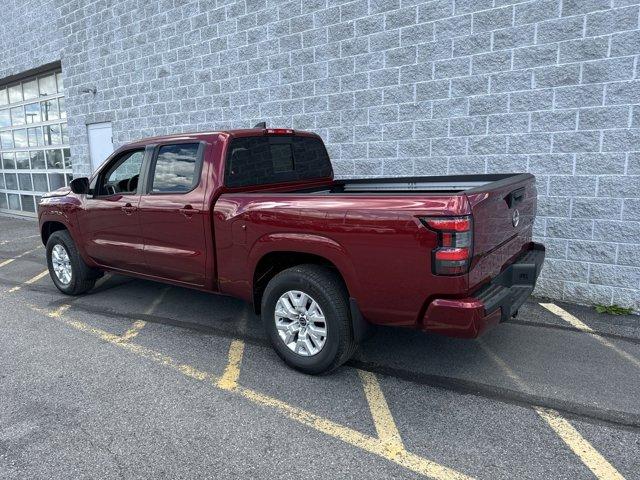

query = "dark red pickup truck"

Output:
[[38, 127, 544, 374]]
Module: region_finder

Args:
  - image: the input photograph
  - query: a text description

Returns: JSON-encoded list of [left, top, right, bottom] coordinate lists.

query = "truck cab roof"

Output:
[[124, 128, 320, 149]]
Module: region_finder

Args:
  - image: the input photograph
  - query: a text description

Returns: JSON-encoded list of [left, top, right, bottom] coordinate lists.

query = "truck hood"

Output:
[[42, 186, 71, 198]]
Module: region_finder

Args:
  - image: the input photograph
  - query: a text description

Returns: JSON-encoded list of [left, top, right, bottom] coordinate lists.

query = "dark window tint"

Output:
[[225, 136, 332, 188], [151, 143, 200, 193]]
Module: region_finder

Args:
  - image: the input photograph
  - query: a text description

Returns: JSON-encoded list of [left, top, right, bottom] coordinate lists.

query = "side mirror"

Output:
[[70, 177, 90, 195]]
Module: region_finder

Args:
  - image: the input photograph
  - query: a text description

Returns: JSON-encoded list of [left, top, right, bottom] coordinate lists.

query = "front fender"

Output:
[[248, 232, 363, 301], [38, 199, 94, 266]]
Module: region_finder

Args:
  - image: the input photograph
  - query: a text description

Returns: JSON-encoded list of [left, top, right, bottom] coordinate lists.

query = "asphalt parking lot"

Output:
[[1, 215, 639, 479]]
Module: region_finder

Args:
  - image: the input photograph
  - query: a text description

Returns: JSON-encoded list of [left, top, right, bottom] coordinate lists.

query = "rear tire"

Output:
[[261, 264, 357, 375], [46, 230, 98, 295]]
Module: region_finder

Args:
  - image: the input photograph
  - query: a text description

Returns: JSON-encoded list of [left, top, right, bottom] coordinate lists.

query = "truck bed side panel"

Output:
[[214, 194, 471, 327]]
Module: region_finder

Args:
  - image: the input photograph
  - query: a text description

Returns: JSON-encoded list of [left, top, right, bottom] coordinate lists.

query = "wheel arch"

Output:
[[249, 233, 361, 316], [41, 220, 69, 245]]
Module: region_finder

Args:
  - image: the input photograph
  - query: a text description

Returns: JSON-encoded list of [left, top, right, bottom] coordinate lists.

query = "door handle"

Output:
[[121, 203, 137, 215], [179, 205, 197, 218]]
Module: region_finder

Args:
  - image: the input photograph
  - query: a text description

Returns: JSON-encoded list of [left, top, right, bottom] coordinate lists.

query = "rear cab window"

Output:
[[149, 143, 201, 193], [224, 135, 332, 188]]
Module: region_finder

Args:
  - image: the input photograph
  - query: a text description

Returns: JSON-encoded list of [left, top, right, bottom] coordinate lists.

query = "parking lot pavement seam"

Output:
[[540, 303, 640, 369], [7, 269, 49, 293], [358, 369, 405, 456], [0, 246, 43, 268], [23, 302, 474, 480], [479, 341, 626, 480]]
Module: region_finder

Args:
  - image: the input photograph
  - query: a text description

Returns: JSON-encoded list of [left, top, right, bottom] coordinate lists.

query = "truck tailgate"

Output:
[[466, 174, 537, 292]]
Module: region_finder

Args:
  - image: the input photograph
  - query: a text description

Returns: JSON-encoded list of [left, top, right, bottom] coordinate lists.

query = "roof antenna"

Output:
[[253, 121, 266, 128]]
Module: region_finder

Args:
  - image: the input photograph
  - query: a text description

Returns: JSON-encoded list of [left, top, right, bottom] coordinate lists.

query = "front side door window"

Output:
[[96, 150, 144, 196]]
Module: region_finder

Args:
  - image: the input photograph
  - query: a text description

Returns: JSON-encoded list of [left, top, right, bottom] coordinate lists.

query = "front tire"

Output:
[[261, 265, 357, 375], [46, 230, 98, 295]]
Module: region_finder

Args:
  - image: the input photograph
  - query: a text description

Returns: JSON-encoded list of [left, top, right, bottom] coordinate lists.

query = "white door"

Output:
[[87, 122, 114, 172]]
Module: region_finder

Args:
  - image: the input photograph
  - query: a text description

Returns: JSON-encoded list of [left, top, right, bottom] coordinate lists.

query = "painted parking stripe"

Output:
[[536, 408, 625, 480], [540, 303, 640, 369], [0, 246, 42, 268], [7, 269, 49, 293], [217, 339, 245, 390], [358, 369, 404, 456], [480, 342, 625, 480], [30, 302, 473, 480]]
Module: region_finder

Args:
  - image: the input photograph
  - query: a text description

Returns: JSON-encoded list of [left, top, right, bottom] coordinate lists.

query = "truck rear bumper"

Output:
[[422, 242, 545, 338]]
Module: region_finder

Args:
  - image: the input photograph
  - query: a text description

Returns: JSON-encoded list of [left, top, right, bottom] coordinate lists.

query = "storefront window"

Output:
[[0, 70, 69, 215]]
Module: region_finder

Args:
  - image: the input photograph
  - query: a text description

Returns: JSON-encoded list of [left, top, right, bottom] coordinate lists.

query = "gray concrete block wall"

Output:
[[6, 0, 640, 309], [0, 0, 62, 79]]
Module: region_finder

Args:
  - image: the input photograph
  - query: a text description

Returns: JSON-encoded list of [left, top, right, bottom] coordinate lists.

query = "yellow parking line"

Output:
[[217, 340, 245, 390], [540, 303, 640, 369], [28, 302, 473, 480], [237, 385, 472, 480], [118, 287, 170, 343], [119, 320, 147, 343], [7, 269, 50, 293], [0, 246, 42, 268], [480, 342, 625, 480], [358, 369, 404, 456], [536, 408, 625, 480]]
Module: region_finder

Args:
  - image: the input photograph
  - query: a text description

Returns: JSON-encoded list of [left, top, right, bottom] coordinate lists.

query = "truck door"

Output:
[[79, 149, 147, 272], [137, 142, 208, 286]]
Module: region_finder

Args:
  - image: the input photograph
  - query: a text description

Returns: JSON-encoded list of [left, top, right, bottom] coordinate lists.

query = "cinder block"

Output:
[[510, 89, 554, 111], [450, 116, 488, 137], [492, 25, 535, 50], [514, 0, 561, 25], [418, 0, 455, 22], [559, 37, 609, 63], [514, 45, 558, 69], [488, 113, 530, 133], [468, 135, 507, 154], [530, 110, 577, 132], [472, 6, 514, 33], [582, 57, 636, 84], [586, 5, 640, 36], [534, 64, 580, 88], [578, 106, 630, 130], [491, 70, 533, 92], [553, 131, 600, 153], [468, 93, 509, 115], [432, 137, 468, 155], [472, 51, 512, 75], [555, 84, 604, 109], [508, 133, 552, 153], [450, 75, 488, 96]]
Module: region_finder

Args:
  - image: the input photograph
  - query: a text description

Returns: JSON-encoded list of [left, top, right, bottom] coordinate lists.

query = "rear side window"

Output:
[[225, 136, 332, 188], [151, 143, 201, 193]]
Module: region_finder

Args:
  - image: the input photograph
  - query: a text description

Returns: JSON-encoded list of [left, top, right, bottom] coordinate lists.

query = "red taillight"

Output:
[[265, 128, 294, 135], [421, 216, 473, 275], [424, 217, 471, 232], [435, 248, 469, 261]]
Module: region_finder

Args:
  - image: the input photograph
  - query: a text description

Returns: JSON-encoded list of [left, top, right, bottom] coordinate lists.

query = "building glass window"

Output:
[[0, 69, 69, 216]]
